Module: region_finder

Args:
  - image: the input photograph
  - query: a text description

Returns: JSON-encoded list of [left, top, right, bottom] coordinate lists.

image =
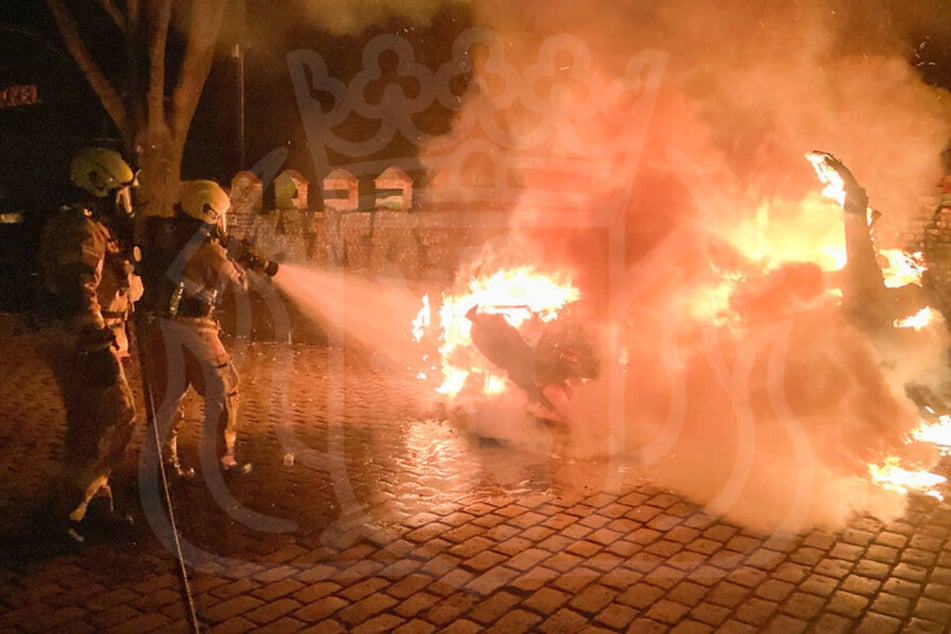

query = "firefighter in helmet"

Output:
[[39, 147, 142, 542], [138, 179, 274, 476]]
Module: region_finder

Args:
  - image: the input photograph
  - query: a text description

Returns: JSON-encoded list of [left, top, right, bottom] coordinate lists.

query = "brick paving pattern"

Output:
[[1, 315, 950, 632]]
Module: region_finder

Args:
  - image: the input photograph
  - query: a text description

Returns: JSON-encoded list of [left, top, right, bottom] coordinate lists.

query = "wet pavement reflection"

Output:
[[2, 328, 950, 633]]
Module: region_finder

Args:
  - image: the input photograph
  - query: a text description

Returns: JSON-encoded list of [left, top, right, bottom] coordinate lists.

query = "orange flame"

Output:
[[425, 266, 580, 400], [722, 196, 847, 273], [910, 416, 951, 454], [893, 306, 933, 331], [687, 271, 745, 327], [806, 151, 847, 206], [880, 249, 926, 288], [800, 153, 946, 502], [412, 293, 431, 342], [868, 457, 946, 500]]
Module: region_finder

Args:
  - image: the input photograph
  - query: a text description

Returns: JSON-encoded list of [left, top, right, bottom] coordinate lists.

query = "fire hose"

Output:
[[130, 317, 202, 633]]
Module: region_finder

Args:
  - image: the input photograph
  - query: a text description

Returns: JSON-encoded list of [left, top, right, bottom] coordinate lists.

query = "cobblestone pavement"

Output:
[[1, 315, 951, 633]]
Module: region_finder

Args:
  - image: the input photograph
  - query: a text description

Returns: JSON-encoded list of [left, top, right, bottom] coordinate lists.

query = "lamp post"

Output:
[[233, 0, 246, 172]]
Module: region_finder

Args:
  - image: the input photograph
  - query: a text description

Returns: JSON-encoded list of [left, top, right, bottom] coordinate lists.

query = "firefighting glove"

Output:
[[77, 327, 120, 388], [237, 249, 280, 277]]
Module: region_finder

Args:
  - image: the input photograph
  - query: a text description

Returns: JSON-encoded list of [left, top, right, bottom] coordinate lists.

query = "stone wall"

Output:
[[244, 208, 511, 282], [229, 167, 512, 282], [873, 182, 951, 317], [216, 207, 513, 342], [234, 168, 951, 290]]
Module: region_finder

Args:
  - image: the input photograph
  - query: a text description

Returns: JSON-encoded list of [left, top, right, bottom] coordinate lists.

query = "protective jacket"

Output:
[[39, 202, 142, 355], [138, 213, 249, 472], [39, 200, 140, 527], [139, 215, 246, 320]]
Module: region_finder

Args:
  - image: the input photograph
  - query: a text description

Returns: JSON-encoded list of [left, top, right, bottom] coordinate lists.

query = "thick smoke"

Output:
[[418, 0, 951, 531]]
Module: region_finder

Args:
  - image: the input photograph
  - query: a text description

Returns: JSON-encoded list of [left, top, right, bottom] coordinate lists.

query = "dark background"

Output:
[[0, 1, 474, 311], [0, 1, 475, 204], [1, 1, 950, 313]]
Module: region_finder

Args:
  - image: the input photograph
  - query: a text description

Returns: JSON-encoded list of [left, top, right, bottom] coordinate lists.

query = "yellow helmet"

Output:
[[178, 179, 230, 225], [70, 147, 136, 197]]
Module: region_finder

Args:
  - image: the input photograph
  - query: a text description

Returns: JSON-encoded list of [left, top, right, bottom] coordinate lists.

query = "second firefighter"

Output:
[[138, 179, 274, 474]]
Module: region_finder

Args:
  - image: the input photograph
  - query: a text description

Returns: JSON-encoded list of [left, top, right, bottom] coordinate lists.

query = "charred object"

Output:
[[813, 151, 951, 422], [465, 303, 600, 414], [534, 308, 601, 387], [811, 151, 930, 332], [466, 305, 540, 402]]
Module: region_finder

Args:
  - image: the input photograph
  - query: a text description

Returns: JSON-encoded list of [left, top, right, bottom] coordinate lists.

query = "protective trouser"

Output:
[[138, 315, 239, 471], [45, 326, 136, 522]]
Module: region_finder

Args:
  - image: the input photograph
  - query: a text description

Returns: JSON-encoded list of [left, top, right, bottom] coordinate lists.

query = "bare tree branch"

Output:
[[125, 0, 143, 140], [170, 0, 227, 140], [96, 0, 126, 32], [47, 0, 127, 136], [146, 0, 173, 133]]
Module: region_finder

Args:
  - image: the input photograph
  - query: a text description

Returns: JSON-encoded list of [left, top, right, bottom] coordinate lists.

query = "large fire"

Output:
[[409, 153, 949, 508], [802, 152, 947, 500], [415, 266, 580, 401], [678, 152, 949, 501]]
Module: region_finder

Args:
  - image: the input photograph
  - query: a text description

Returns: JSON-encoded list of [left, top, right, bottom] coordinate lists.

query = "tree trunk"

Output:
[[133, 126, 182, 242], [48, 0, 227, 241]]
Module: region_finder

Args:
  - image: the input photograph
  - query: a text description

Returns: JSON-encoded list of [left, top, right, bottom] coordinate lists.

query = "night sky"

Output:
[[0, 1, 475, 211]]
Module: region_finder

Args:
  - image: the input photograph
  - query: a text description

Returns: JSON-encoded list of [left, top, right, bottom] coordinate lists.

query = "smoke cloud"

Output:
[[417, 0, 951, 532]]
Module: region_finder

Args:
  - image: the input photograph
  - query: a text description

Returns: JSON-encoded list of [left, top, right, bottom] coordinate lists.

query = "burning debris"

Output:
[[804, 151, 950, 501], [805, 151, 932, 332], [465, 305, 540, 404], [464, 301, 601, 420], [409, 266, 600, 428], [404, 148, 951, 524]]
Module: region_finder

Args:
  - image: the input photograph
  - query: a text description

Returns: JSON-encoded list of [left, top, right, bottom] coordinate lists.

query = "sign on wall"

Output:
[[0, 84, 40, 109]]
